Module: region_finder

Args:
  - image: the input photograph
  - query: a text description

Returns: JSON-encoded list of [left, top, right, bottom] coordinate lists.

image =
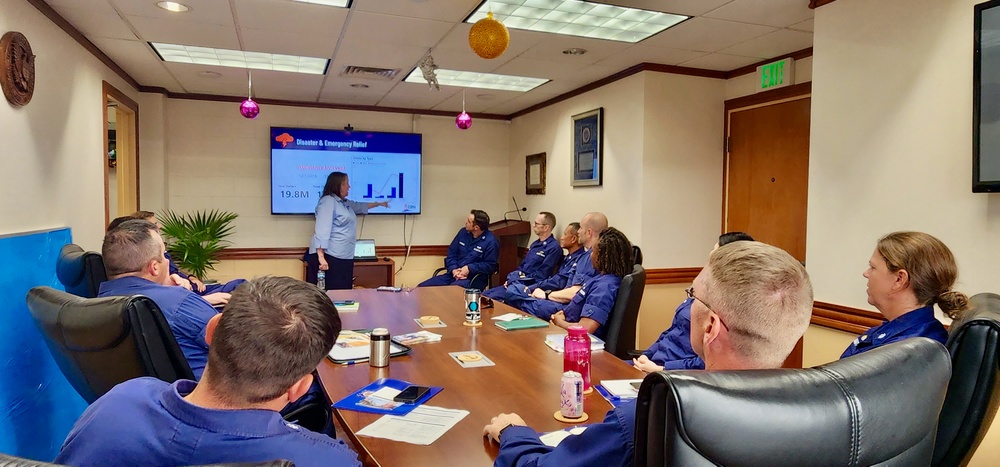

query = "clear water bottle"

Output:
[[563, 325, 591, 391], [317, 270, 326, 290]]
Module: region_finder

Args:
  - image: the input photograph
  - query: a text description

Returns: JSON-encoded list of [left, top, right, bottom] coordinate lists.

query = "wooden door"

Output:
[[725, 97, 811, 263]]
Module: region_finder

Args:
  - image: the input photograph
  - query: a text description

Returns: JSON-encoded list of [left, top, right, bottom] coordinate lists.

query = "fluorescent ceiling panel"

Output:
[[150, 43, 330, 75], [466, 0, 688, 43], [404, 68, 548, 92], [293, 0, 351, 7]]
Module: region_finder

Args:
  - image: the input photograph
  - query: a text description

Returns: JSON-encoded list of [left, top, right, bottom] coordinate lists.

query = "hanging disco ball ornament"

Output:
[[469, 11, 509, 59], [456, 90, 472, 130], [239, 70, 260, 119]]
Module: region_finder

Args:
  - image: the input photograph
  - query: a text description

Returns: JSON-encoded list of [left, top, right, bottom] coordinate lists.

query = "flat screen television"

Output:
[[974, 0, 1000, 192], [270, 127, 422, 214]]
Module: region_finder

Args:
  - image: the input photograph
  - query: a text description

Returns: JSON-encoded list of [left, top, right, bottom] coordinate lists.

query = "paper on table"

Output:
[[539, 426, 588, 447], [355, 405, 470, 446], [491, 312, 524, 322], [600, 379, 643, 398]]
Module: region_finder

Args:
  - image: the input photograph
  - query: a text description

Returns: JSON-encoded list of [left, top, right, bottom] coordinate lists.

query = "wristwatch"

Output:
[[498, 423, 515, 440], [544, 290, 552, 299]]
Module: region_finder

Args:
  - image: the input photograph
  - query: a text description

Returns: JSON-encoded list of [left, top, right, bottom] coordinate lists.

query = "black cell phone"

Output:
[[630, 382, 643, 391], [393, 385, 430, 403]]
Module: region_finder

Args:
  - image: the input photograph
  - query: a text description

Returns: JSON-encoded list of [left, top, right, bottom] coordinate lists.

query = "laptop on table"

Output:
[[354, 239, 378, 262]]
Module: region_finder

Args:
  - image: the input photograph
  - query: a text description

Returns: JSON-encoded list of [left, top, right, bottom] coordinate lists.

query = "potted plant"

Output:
[[157, 209, 238, 281]]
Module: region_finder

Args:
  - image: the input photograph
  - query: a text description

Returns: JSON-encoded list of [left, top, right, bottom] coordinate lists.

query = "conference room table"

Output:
[[316, 286, 642, 466]]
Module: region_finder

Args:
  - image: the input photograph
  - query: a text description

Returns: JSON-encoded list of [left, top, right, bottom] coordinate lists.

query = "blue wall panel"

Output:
[[0, 228, 87, 461]]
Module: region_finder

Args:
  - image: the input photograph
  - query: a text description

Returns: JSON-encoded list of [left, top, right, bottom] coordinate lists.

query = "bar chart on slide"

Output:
[[365, 173, 405, 199]]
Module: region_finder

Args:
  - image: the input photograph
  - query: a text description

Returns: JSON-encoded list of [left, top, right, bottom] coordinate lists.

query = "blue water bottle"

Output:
[[317, 270, 326, 290]]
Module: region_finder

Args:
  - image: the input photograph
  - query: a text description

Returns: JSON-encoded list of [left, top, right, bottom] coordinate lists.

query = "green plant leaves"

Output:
[[157, 209, 238, 280]]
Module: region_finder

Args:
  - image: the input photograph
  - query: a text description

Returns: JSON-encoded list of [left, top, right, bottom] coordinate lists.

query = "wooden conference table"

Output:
[[316, 286, 641, 466]]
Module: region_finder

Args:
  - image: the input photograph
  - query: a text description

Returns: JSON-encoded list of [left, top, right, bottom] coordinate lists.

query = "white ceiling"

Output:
[[44, 0, 814, 116]]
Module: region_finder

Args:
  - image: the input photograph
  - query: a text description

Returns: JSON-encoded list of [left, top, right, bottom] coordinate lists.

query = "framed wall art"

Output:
[[525, 152, 546, 195], [571, 108, 603, 187]]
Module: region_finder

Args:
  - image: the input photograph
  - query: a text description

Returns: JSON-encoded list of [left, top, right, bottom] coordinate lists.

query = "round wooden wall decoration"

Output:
[[1, 31, 36, 107]]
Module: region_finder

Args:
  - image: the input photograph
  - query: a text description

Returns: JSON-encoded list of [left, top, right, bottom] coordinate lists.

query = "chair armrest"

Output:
[[626, 350, 642, 358], [432, 267, 447, 277]]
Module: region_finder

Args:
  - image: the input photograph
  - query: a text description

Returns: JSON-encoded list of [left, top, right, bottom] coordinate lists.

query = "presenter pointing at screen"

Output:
[[306, 171, 387, 290]]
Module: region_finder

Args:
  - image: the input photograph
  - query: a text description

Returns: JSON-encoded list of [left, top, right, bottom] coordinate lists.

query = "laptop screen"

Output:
[[354, 239, 376, 259]]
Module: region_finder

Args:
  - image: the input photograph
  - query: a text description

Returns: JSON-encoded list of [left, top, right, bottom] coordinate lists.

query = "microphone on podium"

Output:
[[503, 197, 527, 221]]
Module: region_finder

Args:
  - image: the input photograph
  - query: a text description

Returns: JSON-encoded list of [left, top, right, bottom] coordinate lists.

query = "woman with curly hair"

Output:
[[841, 231, 968, 358], [550, 227, 634, 339]]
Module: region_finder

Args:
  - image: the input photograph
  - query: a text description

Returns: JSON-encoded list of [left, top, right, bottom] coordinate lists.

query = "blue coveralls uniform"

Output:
[[55, 378, 360, 467], [483, 236, 563, 300], [166, 251, 246, 294], [641, 298, 705, 370], [99, 276, 215, 378], [515, 248, 598, 321], [306, 195, 370, 290], [418, 228, 500, 290], [840, 305, 947, 359], [558, 273, 621, 340], [501, 248, 587, 311], [495, 399, 637, 467]]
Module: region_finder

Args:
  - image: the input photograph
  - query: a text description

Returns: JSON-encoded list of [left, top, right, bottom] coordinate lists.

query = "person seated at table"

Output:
[[513, 212, 608, 319], [547, 227, 633, 339], [55, 276, 361, 467], [841, 231, 968, 359], [99, 218, 218, 379], [132, 211, 246, 301], [483, 211, 562, 301], [633, 231, 754, 373], [484, 241, 814, 466], [418, 209, 499, 290], [501, 223, 586, 307]]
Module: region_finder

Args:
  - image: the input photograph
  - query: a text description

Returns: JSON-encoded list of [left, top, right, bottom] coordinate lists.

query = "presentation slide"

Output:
[[270, 127, 422, 215]]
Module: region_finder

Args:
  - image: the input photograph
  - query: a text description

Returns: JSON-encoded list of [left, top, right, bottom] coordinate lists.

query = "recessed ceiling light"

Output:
[[476, 93, 496, 100], [150, 42, 330, 75], [465, 0, 688, 43], [562, 48, 587, 55], [292, 0, 352, 7], [197, 71, 221, 78], [155, 1, 190, 12], [350, 83, 369, 88], [404, 68, 548, 92]]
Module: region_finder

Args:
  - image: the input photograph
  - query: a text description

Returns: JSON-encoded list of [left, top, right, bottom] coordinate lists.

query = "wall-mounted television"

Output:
[[974, 0, 1000, 192], [270, 127, 422, 214]]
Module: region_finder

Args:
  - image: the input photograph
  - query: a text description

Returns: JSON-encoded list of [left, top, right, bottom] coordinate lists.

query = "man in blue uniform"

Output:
[[484, 241, 814, 466], [502, 223, 586, 308], [483, 212, 563, 301], [515, 212, 607, 320], [98, 219, 217, 378], [418, 209, 499, 290], [633, 232, 755, 372], [56, 276, 360, 467]]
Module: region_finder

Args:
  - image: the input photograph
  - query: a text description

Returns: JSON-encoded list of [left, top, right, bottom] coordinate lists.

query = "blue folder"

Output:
[[333, 378, 442, 416]]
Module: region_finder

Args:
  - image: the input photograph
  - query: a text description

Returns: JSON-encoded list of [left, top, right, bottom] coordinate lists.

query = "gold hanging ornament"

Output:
[[468, 11, 509, 59]]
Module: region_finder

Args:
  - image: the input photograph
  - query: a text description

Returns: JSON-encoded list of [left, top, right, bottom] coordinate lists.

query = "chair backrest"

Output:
[[603, 264, 646, 359], [55, 244, 108, 298], [632, 245, 643, 266], [635, 338, 951, 467], [25, 286, 194, 404], [933, 292, 1000, 466]]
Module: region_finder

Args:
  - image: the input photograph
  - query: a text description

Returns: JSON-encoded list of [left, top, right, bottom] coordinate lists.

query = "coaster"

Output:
[[448, 351, 495, 368], [463, 320, 483, 327], [553, 411, 589, 423], [457, 353, 482, 362], [419, 315, 440, 324], [583, 387, 593, 395], [413, 317, 446, 328]]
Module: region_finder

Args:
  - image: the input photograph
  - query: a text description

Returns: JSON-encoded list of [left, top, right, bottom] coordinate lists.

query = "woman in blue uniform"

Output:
[[550, 227, 633, 339], [306, 172, 386, 290], [841, 231, 968, 358]]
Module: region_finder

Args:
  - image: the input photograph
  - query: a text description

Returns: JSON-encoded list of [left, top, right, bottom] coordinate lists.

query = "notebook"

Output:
[[494, 316, 549, 331], [354, 238, 378, 262]]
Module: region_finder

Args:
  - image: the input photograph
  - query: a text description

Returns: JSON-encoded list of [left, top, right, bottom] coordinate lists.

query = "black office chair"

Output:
[[0, 453, 295, 467], [603, 264, 646, 359], [933, 292, 1000, 466], [25, 286, 194, 403], [55, 244, 108, 298], [634, 338, 951, 466], [632, 245, 643, 266], [429, 266, 496, 290]]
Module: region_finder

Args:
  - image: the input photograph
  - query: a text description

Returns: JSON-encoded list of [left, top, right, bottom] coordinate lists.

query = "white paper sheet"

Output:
[[600, 379, 643, 398], [491, 312, 524, 322], [539, 426, 588, 447], [355, 405, 470, 446]]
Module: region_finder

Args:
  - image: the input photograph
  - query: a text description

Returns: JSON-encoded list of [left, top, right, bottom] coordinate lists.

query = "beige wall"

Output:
[[725, 56, 813, 100], [0, 0, 139, 248], [145, 100, 511, 250]]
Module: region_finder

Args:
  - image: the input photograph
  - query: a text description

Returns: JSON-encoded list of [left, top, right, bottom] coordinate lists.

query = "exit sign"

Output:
[[756, 58, 795, 92]]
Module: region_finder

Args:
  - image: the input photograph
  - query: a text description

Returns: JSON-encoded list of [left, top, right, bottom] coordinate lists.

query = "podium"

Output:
[[490, 219, 530, 285]]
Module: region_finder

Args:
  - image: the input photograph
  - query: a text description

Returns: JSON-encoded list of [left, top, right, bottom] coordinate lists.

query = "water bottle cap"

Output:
[[567, 325, 587, 336]]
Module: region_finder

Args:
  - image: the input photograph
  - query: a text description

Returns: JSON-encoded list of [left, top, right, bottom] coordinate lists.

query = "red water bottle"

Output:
[[563, 325, 591, 392]]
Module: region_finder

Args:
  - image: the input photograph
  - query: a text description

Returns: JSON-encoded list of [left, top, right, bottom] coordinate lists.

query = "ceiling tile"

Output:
[[704, 0, 813, 28], [127, 15, 241, 49], [240, 28, 338, 57], [377, 82, 457, 109], [109, 0, 236, 26], [167, 62, 248, 92], [233, 0, 348, 36], [340, 11, 453, 48], [678, 52, 759, 71], [790, 19, 814, 32], [718, 29, 813, 59], [317, 91, 383, 106], [562, 64, 623, 86], [518, 36, 631, 65], [354, 0, 480, 22], [434, 23, 546, 57], [427, 47, 513, 74], [606, 0, 735, 16], [319, 75, 396, 99], [640, 17, 775, 53], [493, 57, 586, 81], [595, 44, 706, 68], [51, 5, 136, 41], [89, 37, 183, 90], [329, 41, 429, 73], [431, 89, 522, 113]]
